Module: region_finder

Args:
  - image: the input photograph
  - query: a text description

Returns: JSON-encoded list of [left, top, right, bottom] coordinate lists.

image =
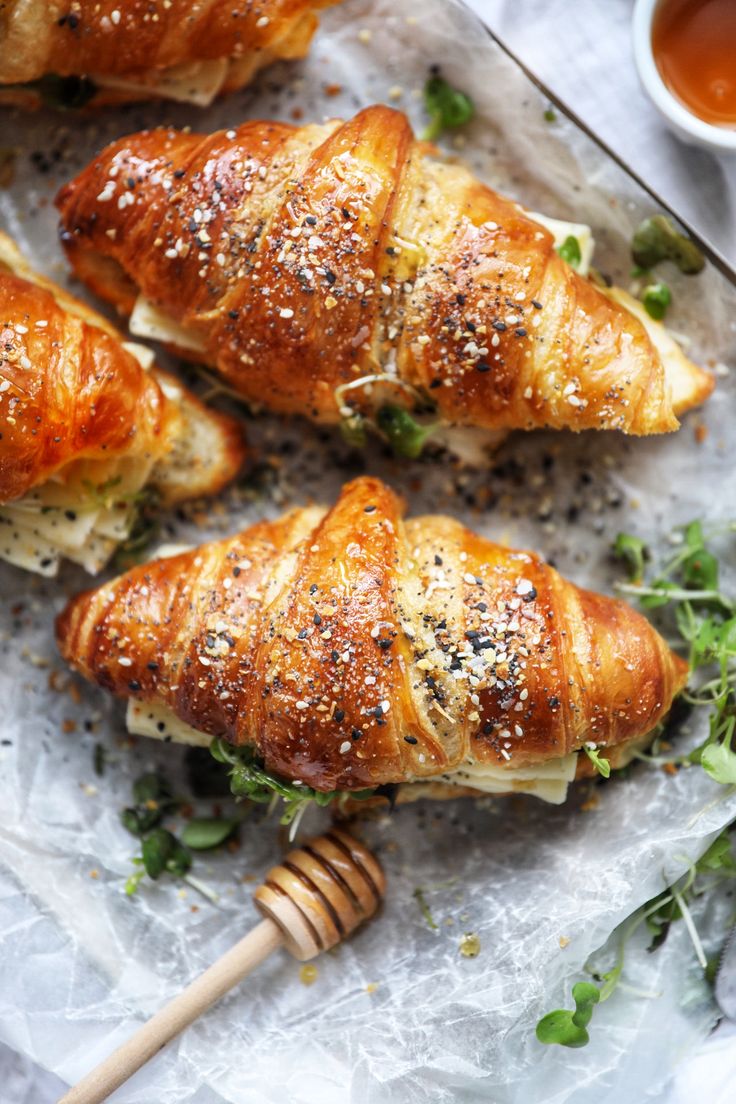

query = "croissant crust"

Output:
[[56, 476, 688, 792], [56, 105, 713, 439], [0, 232, 245, 505], [0, 0, 334, 101]]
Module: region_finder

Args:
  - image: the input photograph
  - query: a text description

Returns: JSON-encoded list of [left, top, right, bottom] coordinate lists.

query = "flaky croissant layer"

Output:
[[0, 233, 246, 573], [56, 477, 688, 792], [0, 0, 336, 106], [56, 105, 712, 442]]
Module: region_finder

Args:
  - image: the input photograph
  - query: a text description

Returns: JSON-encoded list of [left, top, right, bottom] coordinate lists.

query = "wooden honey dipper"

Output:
[[58, 828, 385, 1104]]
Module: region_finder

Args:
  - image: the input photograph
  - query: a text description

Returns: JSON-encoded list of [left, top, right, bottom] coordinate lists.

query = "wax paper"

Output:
[[1, 0, 736, 1100]]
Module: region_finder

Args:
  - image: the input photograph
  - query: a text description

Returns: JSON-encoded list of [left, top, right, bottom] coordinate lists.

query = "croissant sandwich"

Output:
[[56, 476, 688, 807], [56, 105, 713, 462], [0, 233, 246, 575], [0, 0, 335, 109]]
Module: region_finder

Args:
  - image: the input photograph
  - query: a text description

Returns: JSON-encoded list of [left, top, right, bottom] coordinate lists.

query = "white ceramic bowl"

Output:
[[632, 0, 736, 154]]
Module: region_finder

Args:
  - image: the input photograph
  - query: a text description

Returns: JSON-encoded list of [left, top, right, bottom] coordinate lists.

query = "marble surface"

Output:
[[3, 0, 735, 1100]]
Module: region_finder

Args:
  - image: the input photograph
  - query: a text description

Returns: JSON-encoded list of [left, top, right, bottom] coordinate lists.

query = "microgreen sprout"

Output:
[[613, 519, 736, 786], [413, 886, 439, 931], [584, 744, 611, 779], [210, 738, 374, 841], [121, 770, 235, 900], [375, 404, 439, 459], [421, 73, 475, 142], [557, 235, 582, 270], [641, 281, 672, 321], [537, 831, 736, 1047], [631, 215, 705, 275]]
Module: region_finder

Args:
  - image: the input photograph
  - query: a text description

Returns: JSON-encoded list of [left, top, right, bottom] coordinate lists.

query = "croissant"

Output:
[[56, 475, 688, 806], [0, 0, 334, 108], [56, 105, 713, 459], [0, 232, 246, 575]]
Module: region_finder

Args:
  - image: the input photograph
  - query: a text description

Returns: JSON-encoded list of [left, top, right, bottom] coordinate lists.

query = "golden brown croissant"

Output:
[[56, 105, 713, 456], [56, 476, 688, 805], [0, 0, 335, 108], [0, 232, 246, 575]]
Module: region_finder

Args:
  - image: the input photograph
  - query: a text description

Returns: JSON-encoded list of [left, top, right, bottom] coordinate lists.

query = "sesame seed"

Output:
[[339, 740, 351, 754]]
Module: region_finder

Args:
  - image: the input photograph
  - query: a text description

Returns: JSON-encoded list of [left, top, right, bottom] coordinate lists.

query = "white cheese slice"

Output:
[[524, 211, 595, 277], [92, 58, 230, 108], [0, 452, 154, 576], [435, 752, 578, 805], [130, 297, 207, 354], [125, 698, 578, 804], [127, 699, 211, 747], [122, 341, 156, 372]]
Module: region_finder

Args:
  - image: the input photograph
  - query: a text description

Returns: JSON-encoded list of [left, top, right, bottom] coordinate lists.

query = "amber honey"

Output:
[[652, 0, 736, 128]]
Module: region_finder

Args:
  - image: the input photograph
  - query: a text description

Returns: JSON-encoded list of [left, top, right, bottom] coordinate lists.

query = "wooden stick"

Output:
[[58, 919, 283, 1104], [58, 829, 384, 1104]]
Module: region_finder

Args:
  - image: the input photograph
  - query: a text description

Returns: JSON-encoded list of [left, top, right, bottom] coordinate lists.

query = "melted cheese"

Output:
[[130, 296, 207, 354], [125, 698, 579, 804], [435, 753, 578, 804], [0, 453, 153, 576], [92, 58, 230, 107]]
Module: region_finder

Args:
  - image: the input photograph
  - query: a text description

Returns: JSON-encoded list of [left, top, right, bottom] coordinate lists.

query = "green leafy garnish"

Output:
[[631, 215, 705, 275], [121, 771, 219, 900], [339, 411, 367, 448], [141, 827, 191, 880], [614, 519, 736, 786], [93, 743, 107, 778], [537, 830, 736, 1047], [413, 886, 439, 931], [543, 107, 557, 123], [557, 235, 582, 269], [180, 817, 239, 851], [82, 475, 123, 509], [613, 532, 648, 582], [584, 745, 611, 778], [24, 74, 98, 110], [536, 982, 600, 1047], [375, 404, 439, 459], [641, 281, 672, 321], [421, 74, 475, 142], [113, 487, 162, 569], [210, 738, 374, 840]]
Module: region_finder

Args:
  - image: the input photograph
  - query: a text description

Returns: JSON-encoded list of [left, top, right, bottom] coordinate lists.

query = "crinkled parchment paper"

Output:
[[1, 0, 736, 1100]]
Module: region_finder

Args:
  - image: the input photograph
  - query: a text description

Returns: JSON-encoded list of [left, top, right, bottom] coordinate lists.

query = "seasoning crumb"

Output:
[[459, 932, 481, 958], [558, 935, 570, 948], [299, 964, 319, 986]]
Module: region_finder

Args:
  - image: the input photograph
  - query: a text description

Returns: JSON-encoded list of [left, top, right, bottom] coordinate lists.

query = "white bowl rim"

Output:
[[632, 0, 736, 151]]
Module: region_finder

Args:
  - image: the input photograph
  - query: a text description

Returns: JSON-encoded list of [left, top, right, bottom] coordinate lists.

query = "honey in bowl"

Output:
[[652, 0, 736, 129]]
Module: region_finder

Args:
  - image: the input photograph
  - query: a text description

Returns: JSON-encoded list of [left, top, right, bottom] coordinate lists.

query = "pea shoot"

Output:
[[121, 769, 237, 900], [584, 744, 611, 778], [210, 738, 374, 841], [631, 215, 705, 275], [537, 830, 736, 1047], [375, 404, 439, 459], [641, 281, 672, 321], [421, 73, 475, 142], [613, 519, 736, 787], [557, 235, 582, 269]]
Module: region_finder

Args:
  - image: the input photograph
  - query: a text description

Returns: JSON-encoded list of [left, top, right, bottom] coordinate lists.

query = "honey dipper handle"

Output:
[[58, 918, 283, 1104]]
